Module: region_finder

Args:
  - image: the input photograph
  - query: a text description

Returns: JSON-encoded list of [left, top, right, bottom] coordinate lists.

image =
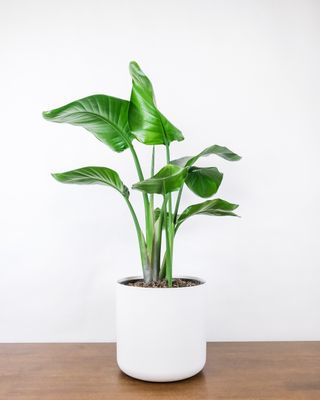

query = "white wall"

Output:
[[0, 0, 319, 342]]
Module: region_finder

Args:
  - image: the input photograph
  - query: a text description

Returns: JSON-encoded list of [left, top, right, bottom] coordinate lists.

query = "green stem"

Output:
[[164, 142, 174, 287], [151, 145, 155, 175], [129, 142, 145, 182], [124, 197, 150, 282], [159, 255, 166, 280], [163, 195, 172, 287], [159, 227, 178, 280], [128, 142, 153, 275], [173, 186, 183, 224], [151, 197, 165, 281], [165, 143, 173, 216], [149, 146, 155, 251], [124, 197, 143, 242]]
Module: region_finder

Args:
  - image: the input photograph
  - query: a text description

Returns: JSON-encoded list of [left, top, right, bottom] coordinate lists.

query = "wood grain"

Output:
[[0, 342, 319, 399]]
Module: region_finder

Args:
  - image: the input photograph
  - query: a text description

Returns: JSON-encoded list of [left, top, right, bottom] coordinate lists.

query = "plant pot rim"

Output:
[[117, 275, 206, 289]]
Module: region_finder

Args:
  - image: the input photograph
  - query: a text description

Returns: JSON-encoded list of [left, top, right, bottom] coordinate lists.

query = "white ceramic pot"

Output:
[[116, 276, 206, 382]]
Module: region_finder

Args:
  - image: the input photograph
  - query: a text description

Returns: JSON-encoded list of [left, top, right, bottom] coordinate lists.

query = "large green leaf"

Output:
[[128, 61, 184, 145], [171, 144, 241, 167], [52, 166, 129, 197], [185, 167, 223, 198], [43, 95, 133, 152], [132, 164, 187, 195], [177, 198, 239, 229]]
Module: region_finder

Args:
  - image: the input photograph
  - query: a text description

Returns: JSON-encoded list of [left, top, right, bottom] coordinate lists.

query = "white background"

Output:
[[0, 0, 319, 342]]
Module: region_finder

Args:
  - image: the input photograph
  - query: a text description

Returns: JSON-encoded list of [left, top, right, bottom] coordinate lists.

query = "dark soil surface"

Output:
[[125, 278, 202, 288]]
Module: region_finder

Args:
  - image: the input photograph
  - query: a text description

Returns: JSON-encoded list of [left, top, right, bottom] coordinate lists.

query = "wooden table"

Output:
[[0, 342, 319, 399]]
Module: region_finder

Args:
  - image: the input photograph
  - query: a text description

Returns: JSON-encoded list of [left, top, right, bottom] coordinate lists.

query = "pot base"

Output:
[[118, 362, 205, 382]]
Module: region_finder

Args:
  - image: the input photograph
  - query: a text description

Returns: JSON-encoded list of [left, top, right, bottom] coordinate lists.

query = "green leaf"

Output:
[[52, 166, 129, 197], [177, 198, 239, 229], [171, 144, 241, 167], [132, 164, 187, 195], [43, 95, 133, 152], [185, 167, 223, 198], [128, 61, 184, 145]]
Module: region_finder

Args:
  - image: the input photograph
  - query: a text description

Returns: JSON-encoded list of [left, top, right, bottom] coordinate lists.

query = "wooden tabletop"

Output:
[[0, 342, 319, 399]]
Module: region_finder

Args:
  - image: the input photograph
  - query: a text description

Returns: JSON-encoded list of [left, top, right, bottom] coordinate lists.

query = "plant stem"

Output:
[[128, 142, 153, 277], [149, 145, 158, 279], [164, 143, 174, 287], [123, 196, 143, 236], [149, 146, 155, 254], [162, 195, 172, 287], [151, 197, 165, 281], [159, 256, 166, 280], [124, 196, 150, 282], [165, 143, 173, 216], [151, 145, 155, 175], [173, 186, 183, 224], [159, 226, 178, 280], [128, 142, 145, 182]]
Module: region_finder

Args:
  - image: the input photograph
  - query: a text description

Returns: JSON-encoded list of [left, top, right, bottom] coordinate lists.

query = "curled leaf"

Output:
[[171, 144, 241, 167], [185, 166, 223, 198], [43, 95, 133, 152], [132, 164, 187, 195], [128, 61, 184, 145], [52, 166, 129, 197], [177, 198, 239, 229]]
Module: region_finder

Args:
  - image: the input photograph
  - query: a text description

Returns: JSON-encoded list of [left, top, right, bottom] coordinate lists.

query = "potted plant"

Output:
[[43, 62, 241, 382]]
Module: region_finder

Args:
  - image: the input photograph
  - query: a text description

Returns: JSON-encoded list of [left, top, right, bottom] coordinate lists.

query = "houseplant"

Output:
[[43, 61, 240, 382]]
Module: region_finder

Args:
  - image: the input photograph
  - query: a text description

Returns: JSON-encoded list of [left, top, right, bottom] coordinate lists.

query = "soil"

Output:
[[125, 278, 202, 288]]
